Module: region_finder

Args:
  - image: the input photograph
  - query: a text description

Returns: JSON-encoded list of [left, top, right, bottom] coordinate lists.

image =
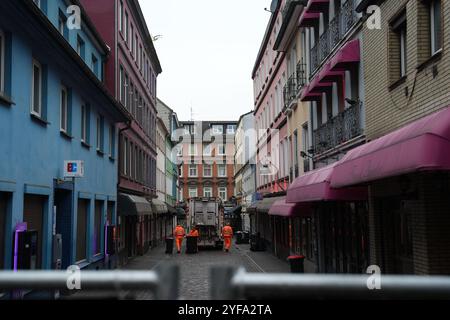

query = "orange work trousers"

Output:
[[224, 237, 232, 250], [176, 237, 184, 252]]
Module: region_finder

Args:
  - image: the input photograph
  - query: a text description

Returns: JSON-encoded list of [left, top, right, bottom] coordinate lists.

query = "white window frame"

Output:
[[31, 59, 42, 117], [203, 144, 212, 156], [218, 187, 227, 201], [203, 164, 212, 177], [188, 188, 198, 198], [189, 164, 197, 177], [0, 29, 5, 95], [189, 144, 197, 156], [203, 187, 213, 198], [96, 115, 103, 151], [212, 125, 223, 135], [226, 125, 236, 134], [217, 144, 226, 156], [430, 0, 442, 55], [218, 164, 227, 177], [60, 85, 68, 133]]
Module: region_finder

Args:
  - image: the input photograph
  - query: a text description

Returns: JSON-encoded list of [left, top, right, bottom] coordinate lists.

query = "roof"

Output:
[[129, 0, 162, 74]]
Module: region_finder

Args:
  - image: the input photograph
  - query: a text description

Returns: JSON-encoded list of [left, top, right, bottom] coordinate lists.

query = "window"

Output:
[[217, 144, 226, 156], [76, 36, 85, 59], [212, 125, 223, 134], [131, 25, 135, 56], [203, 164, 212, 177], [227, 125, 236, 134], [31, 59, 42, 117], [119, 66, 124, 104], [0, 29, 5, 95], [119, 1, 123, 33], [189, 144, 197, 156], [430, 0, 442, 55], [218, 164, 227, 177], [189, 164, 197, 177], [91, 54, 98, 76], [60, 86, 68, 133], [219, 187, 227, 201], [58, 13, 66, 37], [109, 125, 115, 158], [188, 188, 198, 198], [134, 35, 138, 60], [94, 201, 103, 255], [203, 144, 212, 156], [122, 138, 128, 175], [96, 115, 104, 152], [124, 12, 129, 44], [203, 187, 212, 198], [389, 11, 407, 81]]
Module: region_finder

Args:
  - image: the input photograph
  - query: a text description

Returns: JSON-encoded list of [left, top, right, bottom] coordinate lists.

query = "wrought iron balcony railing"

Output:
[[313, 101, 363, 155], [283, 72, 298, 109], [309, 0, 358, 74], [296, 59, 307, 90]]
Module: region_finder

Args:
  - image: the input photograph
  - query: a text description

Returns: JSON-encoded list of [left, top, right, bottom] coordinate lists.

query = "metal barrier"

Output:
[[0, 264, 179, 300], [211, 267, 450, 300]]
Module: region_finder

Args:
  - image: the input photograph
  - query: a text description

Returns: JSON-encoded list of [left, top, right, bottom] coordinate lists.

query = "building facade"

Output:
[[342, 0, 450, 275], [177, 121, 236, 203], [234, 111, 257, 232], [0, 0, 129, 273], [80, 0, 162, 265]]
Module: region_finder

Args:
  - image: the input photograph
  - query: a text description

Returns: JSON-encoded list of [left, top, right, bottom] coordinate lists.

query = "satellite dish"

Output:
[[270, 0, 279, 13]]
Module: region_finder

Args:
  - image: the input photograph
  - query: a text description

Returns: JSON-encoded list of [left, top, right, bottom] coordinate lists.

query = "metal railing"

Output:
[[211, 267, 450, 300], [0, 264, 179, 300], [313, 101, 363, 155], [296, 59, 307, 90], [283, 73, 298, 109], [309, 0, 358, 74]]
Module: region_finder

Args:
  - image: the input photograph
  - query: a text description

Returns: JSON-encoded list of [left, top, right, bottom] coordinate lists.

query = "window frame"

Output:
[[203, 164, 212, 177], [217, 144, 226, 156], [189, 164, 197, 177], [218, 164, 227, 177], [430, 0, 442, 55], [203, 187, 213, 198], [96, 115, 104, 152], [31, 59, 43, 118], [0, 29, 5, 95], [60, 85, 68, 133], [218, 187, 227, 201], [188, 188, 198, 199]]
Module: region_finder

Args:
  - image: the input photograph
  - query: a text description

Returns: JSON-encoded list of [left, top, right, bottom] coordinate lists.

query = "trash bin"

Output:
[[287, 255, 305, 273], [235, 231, 243, 244], [165, 237, 174, 254], [186, 236, 198, 254], [242, 231, 250, 244]]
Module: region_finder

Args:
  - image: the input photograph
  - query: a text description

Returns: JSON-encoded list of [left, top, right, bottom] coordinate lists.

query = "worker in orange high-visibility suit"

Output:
[[189, 226, 199, 238], [222, 224, 234, 252], [174, 225, 186, 253]]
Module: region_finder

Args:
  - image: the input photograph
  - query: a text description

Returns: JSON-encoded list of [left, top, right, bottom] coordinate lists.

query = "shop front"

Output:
[[117, 193, 153, 266], [331, 107, 450, 275], [287, 164, 369, 274]]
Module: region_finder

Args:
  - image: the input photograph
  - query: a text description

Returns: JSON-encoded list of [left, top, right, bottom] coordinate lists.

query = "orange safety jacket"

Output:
[[189, 229, 199, 237], [174, 226, 185, 238], [222, 226, 233, 238]]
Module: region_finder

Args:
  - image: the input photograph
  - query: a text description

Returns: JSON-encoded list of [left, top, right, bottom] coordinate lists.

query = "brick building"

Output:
[[329, 0, 450, 275], [177, 121, 236, 203]]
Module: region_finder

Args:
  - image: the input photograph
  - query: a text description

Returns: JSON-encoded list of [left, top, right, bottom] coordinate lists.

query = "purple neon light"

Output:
[[13, 223, 27, 272]]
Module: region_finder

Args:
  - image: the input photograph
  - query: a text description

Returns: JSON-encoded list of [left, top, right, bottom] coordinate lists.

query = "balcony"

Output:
[[296, 59, 307, 90], [313, 101, 363, 155], [309, 0, 358, 73], [283, 73, 297, 109], [303, 158, 311, 173]]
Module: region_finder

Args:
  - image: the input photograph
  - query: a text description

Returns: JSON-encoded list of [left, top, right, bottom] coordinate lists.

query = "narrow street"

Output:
[[121, 242, 289, 300]]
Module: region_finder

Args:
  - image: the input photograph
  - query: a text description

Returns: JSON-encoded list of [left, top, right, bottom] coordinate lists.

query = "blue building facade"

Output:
[[0, 0, 130, 271]]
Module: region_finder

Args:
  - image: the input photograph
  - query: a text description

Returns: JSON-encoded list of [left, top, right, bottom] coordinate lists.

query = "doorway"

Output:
[[54, 188, 72, 269]]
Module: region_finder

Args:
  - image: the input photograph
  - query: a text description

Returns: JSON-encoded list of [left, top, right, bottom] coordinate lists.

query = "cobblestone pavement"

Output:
[[122, 241, 290, 300]]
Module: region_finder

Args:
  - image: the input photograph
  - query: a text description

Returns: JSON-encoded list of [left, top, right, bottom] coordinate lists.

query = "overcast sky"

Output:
[[139, 0, 271, 122]]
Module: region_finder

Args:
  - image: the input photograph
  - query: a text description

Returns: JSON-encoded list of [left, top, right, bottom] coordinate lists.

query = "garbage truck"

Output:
[[188, 197, 224, 250]]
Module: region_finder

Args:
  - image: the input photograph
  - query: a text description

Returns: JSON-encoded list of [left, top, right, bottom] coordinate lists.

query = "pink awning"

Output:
[[300, 85, 323, 101], [318, 62, 345, 83], [307, 0, 330, 13], [298, 12, 320, 28], [286, 163, 368, 203], [331, 106, 450, 188], [269, 199, 313, 217], [330, 38, 361, 71]]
